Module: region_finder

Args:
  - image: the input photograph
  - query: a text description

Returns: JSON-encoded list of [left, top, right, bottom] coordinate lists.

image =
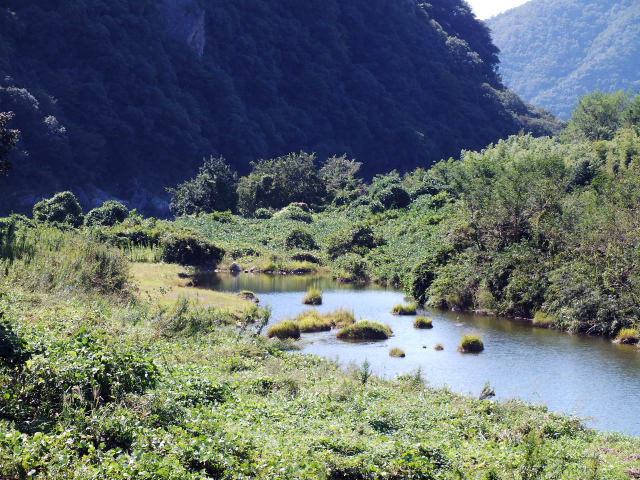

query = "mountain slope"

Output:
[[488, 0, 640, 119], [0, 0, 555, 215]]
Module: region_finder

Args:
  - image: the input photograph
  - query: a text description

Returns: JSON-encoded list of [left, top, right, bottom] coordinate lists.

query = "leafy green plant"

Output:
[[160, 231, 224, 267], [85, 200, 129, 227], [32, 191, 84, 227]]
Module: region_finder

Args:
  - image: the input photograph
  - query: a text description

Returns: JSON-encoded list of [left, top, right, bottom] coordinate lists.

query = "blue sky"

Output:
[[466, 0, 529, 19]]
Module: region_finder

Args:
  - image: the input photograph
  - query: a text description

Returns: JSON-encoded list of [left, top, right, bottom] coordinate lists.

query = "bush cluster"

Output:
[[160, 231, 224, 267], [32, 191, 84, 228]]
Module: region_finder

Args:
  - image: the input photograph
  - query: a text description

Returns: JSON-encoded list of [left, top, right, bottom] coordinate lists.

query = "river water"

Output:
[[200, 273, 640, 436]]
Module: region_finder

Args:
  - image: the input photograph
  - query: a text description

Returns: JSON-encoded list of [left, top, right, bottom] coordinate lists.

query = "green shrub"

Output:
[[532, 311, 555, 328], [237, 290, 259, 303], [285, 228, 317, 250], [274, 205, 312, 223], [167, 156, 238, 216], [458, 334, 484, 353], [85, 200, 129, 227], [334, 253, 369, 282], [155, 297, 232, 337], [614, 328, 639, 344], [302, 287, 322, 305], [254, 208, 274, 219], [160, 231, 225, 267], [391, 303, 417, 315], [324, 308, 356, 328], [293, 311, 332, 332], [267, 320, 301, 340], [0, 318, 29, 367], [10, 329, 157, 425], [389, 347, 406, 358], [434, 343, 444, 351], [291, 251, 321, 264], [32, 191, 84, 227], [411, 260, 436, 306], [413, 317, 433, 329], [326, 224, 380, 259], [336, 320, 392, 341]]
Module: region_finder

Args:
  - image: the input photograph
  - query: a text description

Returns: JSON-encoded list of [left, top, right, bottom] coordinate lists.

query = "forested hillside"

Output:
[[488, 0, 640, 119], [0, 0, 557, 215]]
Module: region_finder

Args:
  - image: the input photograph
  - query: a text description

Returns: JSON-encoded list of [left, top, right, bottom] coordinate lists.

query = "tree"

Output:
[[0, 111, 20, 176], [237, 152, 325, 215], [566, 90, 627, 141], [319, 155, 365, 202], [167, 156, 238, 216], [33, 191, 84, 227]]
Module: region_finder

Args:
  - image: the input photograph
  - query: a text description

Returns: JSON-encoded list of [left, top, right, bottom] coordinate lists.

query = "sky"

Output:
[[466, 0, 530, 19]]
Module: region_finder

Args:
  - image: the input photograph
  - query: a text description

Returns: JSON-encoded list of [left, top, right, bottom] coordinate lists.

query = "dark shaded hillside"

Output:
[[0, 0, 556, 215], [489, 0, 640, 119]]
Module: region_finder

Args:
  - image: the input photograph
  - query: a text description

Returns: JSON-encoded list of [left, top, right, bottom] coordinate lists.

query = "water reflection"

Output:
[[205, 272, 640, 436]]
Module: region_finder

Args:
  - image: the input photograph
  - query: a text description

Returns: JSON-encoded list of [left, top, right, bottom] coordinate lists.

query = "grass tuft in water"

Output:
[[458, 334, 484, 353], [614, 328, 639, 344], [302, 287, 323, 305], [413, 316, 433, 329], [267, 320, 301, 340], [389, 347, 406, 358], [337, 320, 392, 341], [391, 303, 417, 315]]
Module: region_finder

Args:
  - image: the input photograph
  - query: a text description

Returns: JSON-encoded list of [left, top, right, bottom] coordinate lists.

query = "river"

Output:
[[199, 272, 640, 436]]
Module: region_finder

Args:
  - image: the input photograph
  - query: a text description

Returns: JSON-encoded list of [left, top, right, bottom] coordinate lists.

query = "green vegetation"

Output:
[[337, 321, 393, 341], [266, 320, 301, 340], [85, 200, 129, 227], [614, 329, 639, 345], [159, 231, 225, 267], [489, 0, 640, 119], [414, 317, 434, 329], [0, 0, 560, 215], [389, 347, 406, 358], [458, 335, 485, 353], [302, 287, 322, 306], [2, 194, 640, 478], [292, 311, 332, 333], [33, 191, 84, 228], [391, 303, 417, 315], [172, 94, 640, 339], [324, 308, 356, 328], [434, 343, 444, 351], [0, 110, 19, 175], [533, 312, 555, 329], [167, 156, 238, 216]]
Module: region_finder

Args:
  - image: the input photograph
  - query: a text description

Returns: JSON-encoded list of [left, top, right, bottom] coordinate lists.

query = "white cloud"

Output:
[[465, 0, 530, 19]]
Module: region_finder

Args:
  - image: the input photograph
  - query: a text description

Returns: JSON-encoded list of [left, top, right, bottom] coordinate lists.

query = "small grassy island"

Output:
[[391, 303, 417, 315], [458, 334, 485, 353], [414, 317, 434, 329], [302, 287, 323, 305], [336, 320, 393, 341], [389, 347, 406, 358]]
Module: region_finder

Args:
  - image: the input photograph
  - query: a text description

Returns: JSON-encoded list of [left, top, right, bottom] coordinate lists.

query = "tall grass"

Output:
[[2, 226, 129, 295]]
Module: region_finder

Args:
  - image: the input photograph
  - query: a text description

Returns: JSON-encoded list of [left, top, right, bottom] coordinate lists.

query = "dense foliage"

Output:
[[0, 111, 19, 176], [488, 0, 640, 119], [177, 91, 640, 338], [0, 0, 560, 215]]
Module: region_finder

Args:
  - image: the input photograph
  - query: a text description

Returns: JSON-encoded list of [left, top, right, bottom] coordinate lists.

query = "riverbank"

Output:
[[2, 271, 640, 478], [2, 229, 640, 477]]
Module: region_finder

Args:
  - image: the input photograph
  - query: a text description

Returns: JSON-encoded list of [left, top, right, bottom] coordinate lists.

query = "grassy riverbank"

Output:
[[2, 226, 640, 478]]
